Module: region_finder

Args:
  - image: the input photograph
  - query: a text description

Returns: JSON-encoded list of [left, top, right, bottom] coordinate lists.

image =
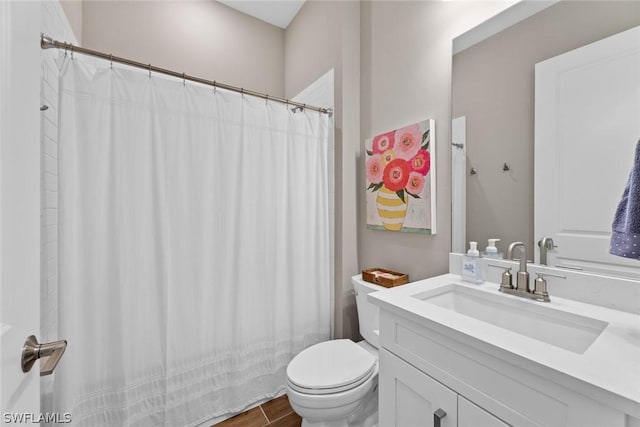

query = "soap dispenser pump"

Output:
[[462, 242, 484, 284], [484, 238, 503, 259], [468, 241, 479, 256]]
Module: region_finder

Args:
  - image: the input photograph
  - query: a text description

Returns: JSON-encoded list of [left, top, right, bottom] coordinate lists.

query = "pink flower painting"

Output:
[[394, 124, 422, 160], [407, 172, 425, 195], [365, 119, 436, 234], [382, 159, 410, 191], [366, 155, 383, 183], [372, 131, 395, 154]]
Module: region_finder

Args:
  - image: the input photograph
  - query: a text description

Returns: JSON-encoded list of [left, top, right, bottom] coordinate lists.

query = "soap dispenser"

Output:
[[483, 238, 503, 259], [462, 241, 484, 284]]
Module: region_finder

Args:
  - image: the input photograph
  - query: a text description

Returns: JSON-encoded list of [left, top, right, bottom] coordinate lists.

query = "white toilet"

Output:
[[286, 275, 385, 427]]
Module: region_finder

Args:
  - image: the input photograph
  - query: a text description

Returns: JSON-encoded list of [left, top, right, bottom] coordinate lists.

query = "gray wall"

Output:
[[453, 0, 640, 257], [70, 0, 521, 342], [59, 0, 82, 43], [286, 0, 513, 340], [360, 1, 511, 280], [81, 1, 285, 97], [285, 0, 362, 340]]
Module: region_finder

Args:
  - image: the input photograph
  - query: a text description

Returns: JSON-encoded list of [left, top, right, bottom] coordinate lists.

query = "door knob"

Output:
[[21, 335, 67, 376]]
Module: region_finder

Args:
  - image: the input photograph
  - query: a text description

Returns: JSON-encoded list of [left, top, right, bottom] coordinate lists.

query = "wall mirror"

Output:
[[451, 1, 640, 278]]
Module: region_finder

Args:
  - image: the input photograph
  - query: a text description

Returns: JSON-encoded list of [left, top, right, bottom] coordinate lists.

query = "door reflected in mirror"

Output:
[[451, 1, 640, 278]]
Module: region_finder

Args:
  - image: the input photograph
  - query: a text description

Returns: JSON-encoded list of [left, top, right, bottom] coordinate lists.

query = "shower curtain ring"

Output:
[[109, 54, 113, 69], [183, 73, 186, 86], [265, 94, 269, 105], [213, 81, 217, 94], [148, 64, 151, 79]]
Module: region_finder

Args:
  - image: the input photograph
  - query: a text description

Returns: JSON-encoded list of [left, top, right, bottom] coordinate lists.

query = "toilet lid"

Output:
[[287, 339, 376, 393]]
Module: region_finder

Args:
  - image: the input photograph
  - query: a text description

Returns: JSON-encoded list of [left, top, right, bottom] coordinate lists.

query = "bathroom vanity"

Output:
[[368, 255, 640, 427]]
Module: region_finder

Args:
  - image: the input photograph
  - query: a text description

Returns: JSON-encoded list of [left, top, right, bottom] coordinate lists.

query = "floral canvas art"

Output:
[[365, 119, 436, 234]]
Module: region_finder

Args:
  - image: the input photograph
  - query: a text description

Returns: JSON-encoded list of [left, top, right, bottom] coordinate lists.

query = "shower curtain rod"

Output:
[[40, 34, 333, 116]]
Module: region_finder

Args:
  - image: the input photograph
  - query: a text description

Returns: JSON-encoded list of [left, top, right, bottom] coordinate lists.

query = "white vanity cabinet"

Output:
[[379, 348, 457, 426], [376, 309, 628, 427], [458, 396, 508, 427], [380, 348, 508, 427]]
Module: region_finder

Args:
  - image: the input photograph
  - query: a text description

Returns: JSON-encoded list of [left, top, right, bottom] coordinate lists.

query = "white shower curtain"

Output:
[[52, 56, 332, 426]]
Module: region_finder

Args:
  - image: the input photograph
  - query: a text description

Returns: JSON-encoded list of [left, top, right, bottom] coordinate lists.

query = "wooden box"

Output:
[[361, 268, 409, 288]]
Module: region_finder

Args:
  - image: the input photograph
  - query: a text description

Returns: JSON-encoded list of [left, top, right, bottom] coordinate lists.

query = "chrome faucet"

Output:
[[507, 242, 529, 292], [537, 237, 556, 265]]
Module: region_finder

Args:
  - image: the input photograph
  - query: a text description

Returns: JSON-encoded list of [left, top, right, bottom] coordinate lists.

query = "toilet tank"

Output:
[[352, 275, 386, 349]]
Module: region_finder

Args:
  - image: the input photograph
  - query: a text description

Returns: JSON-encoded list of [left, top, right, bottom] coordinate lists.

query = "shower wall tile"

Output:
[[44, 139, 57, 158], [40, 0, 76, 420]]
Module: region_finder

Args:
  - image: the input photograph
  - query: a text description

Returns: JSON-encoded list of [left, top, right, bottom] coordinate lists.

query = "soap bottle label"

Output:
[[462, 256, 484, 283], [463, 260, 476, 275]]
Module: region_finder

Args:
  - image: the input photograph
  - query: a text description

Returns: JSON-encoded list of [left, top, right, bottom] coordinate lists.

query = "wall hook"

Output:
[[470, 167, 478, 175], [503, 162, 510, 172]]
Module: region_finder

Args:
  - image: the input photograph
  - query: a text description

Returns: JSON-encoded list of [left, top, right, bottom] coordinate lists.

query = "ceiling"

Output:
[[218, 1, 306, 29]]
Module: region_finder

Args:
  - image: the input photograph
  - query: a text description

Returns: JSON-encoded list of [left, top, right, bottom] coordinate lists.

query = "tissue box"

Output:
[[361, 268, 409, 288]]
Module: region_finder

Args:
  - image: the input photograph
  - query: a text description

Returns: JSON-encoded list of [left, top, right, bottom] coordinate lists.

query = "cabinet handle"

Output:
[[433, 408, 446, 427]]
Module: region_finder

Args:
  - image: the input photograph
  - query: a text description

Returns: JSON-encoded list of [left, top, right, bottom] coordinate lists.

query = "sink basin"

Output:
[[414, 284, 608, 354]]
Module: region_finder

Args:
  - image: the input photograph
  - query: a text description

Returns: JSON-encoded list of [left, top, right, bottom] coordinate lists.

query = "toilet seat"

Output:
[[286, 339, 377, 395]]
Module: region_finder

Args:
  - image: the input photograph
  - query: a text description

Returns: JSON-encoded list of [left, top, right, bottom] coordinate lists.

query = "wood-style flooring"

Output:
[[212, 395, 301, 427]]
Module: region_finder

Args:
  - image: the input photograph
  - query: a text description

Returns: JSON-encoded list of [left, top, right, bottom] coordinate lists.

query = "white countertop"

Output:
[[368, 273, 640, 417]]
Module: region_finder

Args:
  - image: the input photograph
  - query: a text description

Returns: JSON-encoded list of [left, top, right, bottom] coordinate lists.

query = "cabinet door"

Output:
[[459, 396, 510, 427], [379, 349, 457, 427]]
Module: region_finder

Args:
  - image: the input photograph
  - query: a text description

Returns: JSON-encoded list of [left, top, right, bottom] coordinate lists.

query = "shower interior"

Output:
[[38, 1, 334, 424]]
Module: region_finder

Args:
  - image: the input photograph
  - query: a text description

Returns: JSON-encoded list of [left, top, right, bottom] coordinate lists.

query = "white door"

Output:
[[0, 1, 43, 423], [379, 349, 458, 427], [535, 26, 640, 279]]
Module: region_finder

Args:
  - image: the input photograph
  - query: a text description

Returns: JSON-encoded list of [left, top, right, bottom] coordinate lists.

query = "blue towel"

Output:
[[610, 140, 640, 260]]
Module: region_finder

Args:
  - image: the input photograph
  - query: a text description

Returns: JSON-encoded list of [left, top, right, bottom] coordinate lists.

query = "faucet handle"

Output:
[[533, 272, 566, 302], [488, 264, 513, 290], [538, 238, 558, 249]]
